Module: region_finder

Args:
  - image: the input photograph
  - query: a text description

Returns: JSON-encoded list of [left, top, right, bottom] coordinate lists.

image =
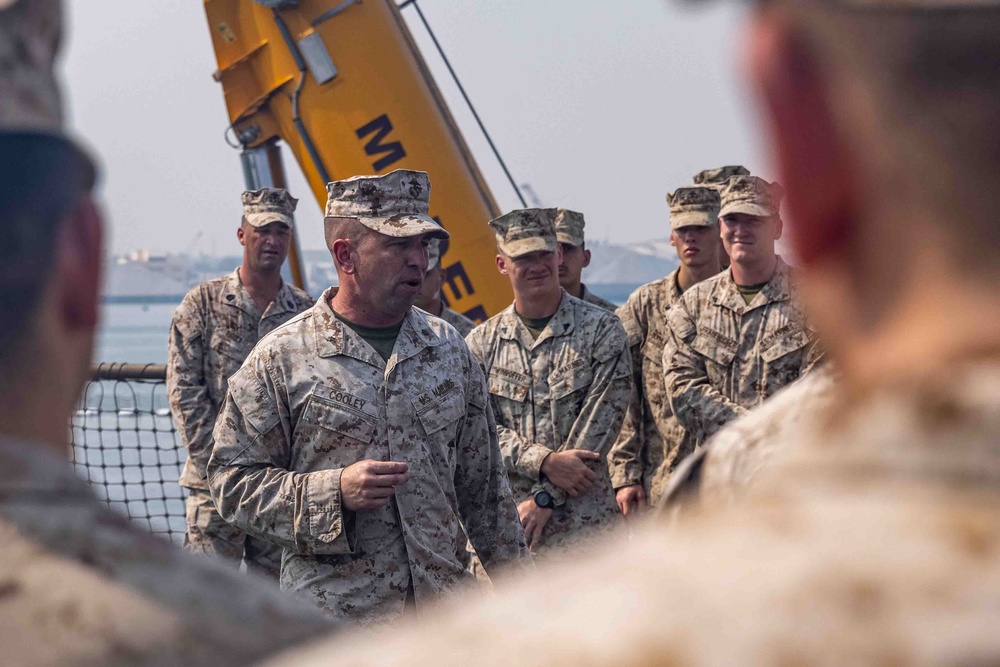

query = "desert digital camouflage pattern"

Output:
[[666, 186, 721, 229], [553, 208, 585, 247], [660, 364, 837, 512], [0, 437, 331, 667], [324, 170, 449, 240], [665, 259, 822, 445], [261, 362, 1000, 667], [438, 306, 476, 337], [692, 165, 750, 187], [208, 290, 530, 624], [0, 0, 62, 133], [489, 208, 558, 258], [578, 285, 617, 312], [608, 268, 694, 503], [242, 188, 297, 228], [719, 176, 784, 218], [167, 268, 313, 576], [465, 293, 631, 557]]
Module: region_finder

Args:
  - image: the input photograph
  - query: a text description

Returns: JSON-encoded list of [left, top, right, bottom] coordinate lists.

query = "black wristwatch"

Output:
[[534, 490, 555, 509]]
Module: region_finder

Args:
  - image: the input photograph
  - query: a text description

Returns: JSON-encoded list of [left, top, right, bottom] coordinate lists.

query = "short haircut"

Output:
[[785, 2, 1000, 265], [0, 133, 93, 356]]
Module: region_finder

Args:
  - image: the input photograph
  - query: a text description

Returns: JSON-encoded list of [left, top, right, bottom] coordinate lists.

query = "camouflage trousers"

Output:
[[184, 488, 283, 581]]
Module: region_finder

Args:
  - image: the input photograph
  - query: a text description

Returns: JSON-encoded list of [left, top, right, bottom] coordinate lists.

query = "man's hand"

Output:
[[340, 460, 410, 511], [540, 450, 600, 497], [517, 498, 552, 553], [616, 484, 647, 517]]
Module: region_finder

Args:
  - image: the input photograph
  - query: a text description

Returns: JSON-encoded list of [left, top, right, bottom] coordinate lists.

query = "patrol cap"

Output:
[[489, 208, 558, 259], [554, 208, 586, 247], [325, 169, 449, 240], [667, 187, 721, 229], [693, 165, 750, 187], [719, 176, 784, 218], [1, 0, 97, 184], [426, 237, 442, 272], [242, 188, 297, 228]]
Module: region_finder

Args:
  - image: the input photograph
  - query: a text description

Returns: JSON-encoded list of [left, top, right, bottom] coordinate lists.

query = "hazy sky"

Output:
[[61, 1, 768, 255]]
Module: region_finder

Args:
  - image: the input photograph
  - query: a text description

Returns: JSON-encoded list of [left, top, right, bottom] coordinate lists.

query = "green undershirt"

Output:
[[736, 281, 770, 305], [517, 312, 554, 341], [333, 310, 402, 362]]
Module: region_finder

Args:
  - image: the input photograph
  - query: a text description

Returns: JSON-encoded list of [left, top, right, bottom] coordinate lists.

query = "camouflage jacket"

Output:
[[665, 258, 822, 445], [208, 289, 530, 624], [579, 284, 617, 312], [0, 438, 331, 667], [437, 306, 476, 337], [266, 361, 1000, 667], [465, 293, 631, 556], [167, 268, 314, 490], [608, 268, 693, 504]]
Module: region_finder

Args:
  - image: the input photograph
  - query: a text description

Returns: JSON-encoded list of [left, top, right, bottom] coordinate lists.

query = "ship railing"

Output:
[[71, 363, 186, 545]]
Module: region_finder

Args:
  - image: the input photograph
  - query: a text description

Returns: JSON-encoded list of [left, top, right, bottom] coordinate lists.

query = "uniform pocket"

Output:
[[690, 333, 737, 366], [414, 388, 466, 436], [489, 374, 530, 403], [301, 395, 377, 444], [760, 329, 809, 362], [549, 365, 594, 400]]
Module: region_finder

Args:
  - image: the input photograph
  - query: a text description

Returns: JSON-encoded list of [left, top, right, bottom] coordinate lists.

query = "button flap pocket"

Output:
[[301, 396, 377, 444], [414, 388, 466, 436], [489, 373, 529, 403], [691, 333, 736, 366], [761, 329, 810, 362], [550, 364, 594, 400], [214, 336, 248, 362]]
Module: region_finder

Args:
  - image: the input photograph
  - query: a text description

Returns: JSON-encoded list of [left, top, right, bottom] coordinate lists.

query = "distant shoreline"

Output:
[[102, 295, 187, 305]]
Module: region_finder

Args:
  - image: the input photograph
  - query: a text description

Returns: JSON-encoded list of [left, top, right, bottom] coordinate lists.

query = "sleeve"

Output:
[[607, 295, 648, 489], [166, 295, 217, 484], [207, 359, 354, 555], [664, 300, 747, 444], [534, 316, 633, 507], [453, 353, 532, 580]]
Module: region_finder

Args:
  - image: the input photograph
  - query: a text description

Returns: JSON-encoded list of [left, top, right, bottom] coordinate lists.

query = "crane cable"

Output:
[[398, 0, 528, 208]]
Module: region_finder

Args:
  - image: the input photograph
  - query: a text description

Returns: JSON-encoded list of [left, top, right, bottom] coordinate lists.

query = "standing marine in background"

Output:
[[167, 189, 314, 578], [466, 208, 631, 556], [665, 176, 822, 445], [414, 237, 477, 337], [608, 186, 723, 515], [693, 165, 750, 270], [554, 208, 617, 312]]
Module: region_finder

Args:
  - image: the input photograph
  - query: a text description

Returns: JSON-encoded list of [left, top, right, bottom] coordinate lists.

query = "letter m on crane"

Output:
[[355, 114, 407, 172]]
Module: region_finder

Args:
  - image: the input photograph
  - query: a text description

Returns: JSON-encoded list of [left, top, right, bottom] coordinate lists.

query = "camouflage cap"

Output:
[[719, 176, 785, 218], [426, 237, 442, 272], [667, 187, 721, 229], [554, 208, 585, 246], [693, 165, 750, 188], [324, 169, 449, 240], [242, 188, 297, 228], [0, 0, 61, 133], [489, 208, 558, 259]]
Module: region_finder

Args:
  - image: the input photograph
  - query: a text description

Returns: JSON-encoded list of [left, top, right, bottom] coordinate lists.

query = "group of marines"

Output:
[[166, 155, 822, 624], [4, 0, 1000, 665]]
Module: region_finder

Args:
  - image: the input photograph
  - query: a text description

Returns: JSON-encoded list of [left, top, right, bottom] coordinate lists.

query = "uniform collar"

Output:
[[220, 268, 258, 317], [264, 280, 306, 321], [712, 257, 792, 315], [313, 287, 442, 369], [667, 267, 684, 302], [498, 290, 576, 348]]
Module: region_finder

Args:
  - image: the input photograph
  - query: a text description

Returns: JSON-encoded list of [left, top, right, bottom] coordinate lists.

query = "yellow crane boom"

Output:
[[202, 0, 513, 318]]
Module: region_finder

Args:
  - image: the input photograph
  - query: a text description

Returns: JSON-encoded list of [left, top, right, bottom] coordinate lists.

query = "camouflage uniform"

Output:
[[609, 187, 722, 503], [665, 178, 821, 445], [693, 165, 750, 188], [168, 257, 314, 577], [0, 438, 333, 666], [264, 362, 1000, 667], [554, 208, 617, 312], [208, 171, 530, 625], [468, 208, 632, 558], [579, 285, 617, 312]]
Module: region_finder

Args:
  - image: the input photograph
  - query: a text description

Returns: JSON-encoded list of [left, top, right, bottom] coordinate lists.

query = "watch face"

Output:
[[535, 491, 553, 508]]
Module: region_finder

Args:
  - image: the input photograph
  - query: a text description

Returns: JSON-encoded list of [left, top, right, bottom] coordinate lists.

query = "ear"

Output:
[[332, 238, 355, 274], [669, 230, 678, 247], [56, 195, 103, 331], [237, 225, 246, 246], [582, 248, 591, 268], [747, 7, 855, 266], [774, 216, 784, 241], [496, 254, 509, 276]]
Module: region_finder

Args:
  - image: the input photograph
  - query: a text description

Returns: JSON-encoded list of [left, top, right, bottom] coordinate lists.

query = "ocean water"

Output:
[[95, 283, 643, 364]]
